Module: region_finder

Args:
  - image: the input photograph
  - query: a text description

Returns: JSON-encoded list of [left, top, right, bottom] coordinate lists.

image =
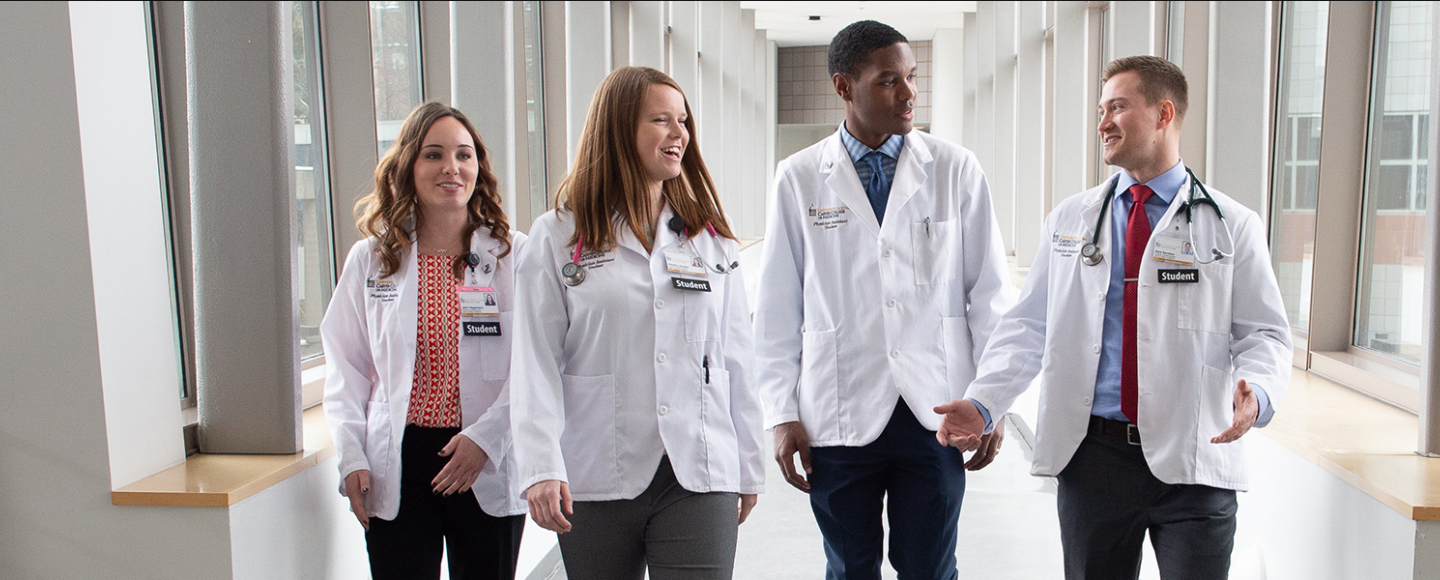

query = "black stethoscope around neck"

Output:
[[561, 216, 739, 287], [1080, 166, 1236, 267]]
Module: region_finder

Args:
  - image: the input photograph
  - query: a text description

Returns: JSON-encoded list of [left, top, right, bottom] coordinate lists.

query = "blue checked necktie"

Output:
[[863, 151, 890, 225]]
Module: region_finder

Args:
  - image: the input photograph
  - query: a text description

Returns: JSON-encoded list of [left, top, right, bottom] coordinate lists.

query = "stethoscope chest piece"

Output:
[[562, 262, 586, 286], [1081, 242, 1104, 266]]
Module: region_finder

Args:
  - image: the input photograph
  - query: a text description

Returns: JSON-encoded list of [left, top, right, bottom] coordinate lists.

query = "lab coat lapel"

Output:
[[398, 236, 421, 374], [882, 135, 933, 228], [820, 134, 881, 237]]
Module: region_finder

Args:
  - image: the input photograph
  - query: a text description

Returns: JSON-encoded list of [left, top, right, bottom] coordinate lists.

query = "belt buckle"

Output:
[[1126, 423, 1141, 446]]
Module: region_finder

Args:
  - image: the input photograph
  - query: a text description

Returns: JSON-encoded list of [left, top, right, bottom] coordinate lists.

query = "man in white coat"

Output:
[[936, 55, 1292, 579], [754, 20, 1014, 580]]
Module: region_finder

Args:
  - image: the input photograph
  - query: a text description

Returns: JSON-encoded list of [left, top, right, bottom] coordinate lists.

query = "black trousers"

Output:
[[1057, 428, 1237, 580], [367, 425, 525, 580]]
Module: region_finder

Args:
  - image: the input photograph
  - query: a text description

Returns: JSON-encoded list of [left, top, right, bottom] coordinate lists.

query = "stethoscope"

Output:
[[561, 216, 740, 287], [1080, 166, 1236, 267]]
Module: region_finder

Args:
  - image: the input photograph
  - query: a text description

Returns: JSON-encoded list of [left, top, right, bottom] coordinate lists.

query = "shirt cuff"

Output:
[[1252, 384, 1275, 428], [969, 399, 994, 434]]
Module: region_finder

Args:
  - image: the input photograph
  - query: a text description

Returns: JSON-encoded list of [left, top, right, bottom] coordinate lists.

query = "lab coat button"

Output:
[[1082, 396, 1092, 406], [882, 249, 892, 258], [1091, 344, 1100, 353], [658, 405, 669, 416], [890, 350, 900, 358], [887, 299, 897, 308], [655, 299, 665, 309], [657, 353, 667, 363]]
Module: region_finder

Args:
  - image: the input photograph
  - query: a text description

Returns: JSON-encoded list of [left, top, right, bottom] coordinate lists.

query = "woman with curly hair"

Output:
[[322, 101, 527, 580]]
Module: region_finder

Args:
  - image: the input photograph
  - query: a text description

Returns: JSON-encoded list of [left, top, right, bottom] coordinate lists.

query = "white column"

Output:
[[1052, 1, 1093, 202], [765, 38, 779, 219], [1204, 0, 1271, 214], [187, 0, 301, 454], [611, 1, 630, 67], [566, 1, 611, 161], [669, 1, 698, 90], [452, 2, 518, 213], [631, 0, 665, 70], [721, 1, 742, 234], [1109, 0, 1156, 58], [993, 1, 1017, 253], [1178, 0, 1210, 176], [541, 2, 569, 191], [962, 13, 978, 150], [420, 0, 451, 103], [975, 3, 996, 180], [1014, 0, 1046, 266], [698, 1, 724, 195], [319, 1, 381, 264], [931, 27, 965, 145]]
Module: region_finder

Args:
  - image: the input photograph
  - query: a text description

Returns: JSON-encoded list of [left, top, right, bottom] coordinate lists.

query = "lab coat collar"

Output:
[[884, 133, 934, 226], [819, 131, 882, 236]]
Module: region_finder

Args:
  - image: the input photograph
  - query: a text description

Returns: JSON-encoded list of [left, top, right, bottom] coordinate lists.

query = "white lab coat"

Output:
[[322, 228, 528, 519], [510, 206, 764, 502], [965, 174, 1292, 491], [753, 128, 1015, 447]]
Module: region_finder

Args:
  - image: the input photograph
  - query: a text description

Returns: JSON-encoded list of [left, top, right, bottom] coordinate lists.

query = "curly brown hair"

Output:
[[354, 102, 511, 279]]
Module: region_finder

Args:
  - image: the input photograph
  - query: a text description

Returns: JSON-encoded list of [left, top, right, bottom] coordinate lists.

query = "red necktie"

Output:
[[1122, 184, 1154, 424]]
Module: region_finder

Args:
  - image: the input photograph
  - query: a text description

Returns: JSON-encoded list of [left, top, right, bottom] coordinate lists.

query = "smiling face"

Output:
[[835, 41, 917, 149], [1098, 70, 1177, 179], [635, 83, 690, 195], [411, 115, 478, 214]]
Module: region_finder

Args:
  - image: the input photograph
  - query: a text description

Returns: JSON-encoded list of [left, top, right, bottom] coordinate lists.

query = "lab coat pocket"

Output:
[[364, 401, 392, 500], [559, 374, 619, 487], [1178, 262, 1233, 333], [683, 289, 724, 343], [799, 329, 840, 442], [479, 311, 513, 380], [703, 367, 741, 483], [941, 317, 976, 397], [912, 218, 958, 285]]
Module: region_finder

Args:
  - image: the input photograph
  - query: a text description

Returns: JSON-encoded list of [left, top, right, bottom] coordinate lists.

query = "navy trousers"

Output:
[[808, 401, 966, 580]]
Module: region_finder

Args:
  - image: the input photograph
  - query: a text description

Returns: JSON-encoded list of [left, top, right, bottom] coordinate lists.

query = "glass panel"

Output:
[[523, 0, 549, 216], [1355, 0, 1432, 367], [293, 1, 335, 360], [370, 1, 423, 157], [1268, 1, 1328, 334]]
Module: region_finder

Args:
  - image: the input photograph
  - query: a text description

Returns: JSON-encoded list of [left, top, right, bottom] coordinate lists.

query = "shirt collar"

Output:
[[840, 121, 905, 163], [1114, 159, 1186, 205]]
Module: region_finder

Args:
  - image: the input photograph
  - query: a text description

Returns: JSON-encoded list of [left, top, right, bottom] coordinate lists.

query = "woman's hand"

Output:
[[527, 480, 574, 533], [737, 493, 758, 524], [344, 470, 371, 530], [432, 434, 488, 496]]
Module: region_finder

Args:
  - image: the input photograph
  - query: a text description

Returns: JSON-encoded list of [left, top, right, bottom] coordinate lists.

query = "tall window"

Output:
[[1355, 0, 1432, 367], [294, 1, 335, 360], [370, 1, 423, 157], [1270, 1, 1329, 336]]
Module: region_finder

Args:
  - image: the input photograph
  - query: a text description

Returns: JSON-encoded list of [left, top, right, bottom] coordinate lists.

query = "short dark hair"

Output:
[[1102, 55, 1189, 120], [827, 20, 908, 77]]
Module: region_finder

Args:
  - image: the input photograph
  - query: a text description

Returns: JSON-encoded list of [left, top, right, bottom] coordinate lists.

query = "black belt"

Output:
[[1088, 415, 1141, 446]]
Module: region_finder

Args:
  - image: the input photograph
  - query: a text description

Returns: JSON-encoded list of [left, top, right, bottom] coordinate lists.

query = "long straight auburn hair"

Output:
[[554, 66, 734, 253]]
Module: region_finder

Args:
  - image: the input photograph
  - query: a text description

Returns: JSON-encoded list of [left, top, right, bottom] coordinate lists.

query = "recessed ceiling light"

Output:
[[808, 15, 820, 21]]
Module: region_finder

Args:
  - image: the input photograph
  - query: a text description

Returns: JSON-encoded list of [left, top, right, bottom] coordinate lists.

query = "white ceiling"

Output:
[[741, 1, 977, 47]]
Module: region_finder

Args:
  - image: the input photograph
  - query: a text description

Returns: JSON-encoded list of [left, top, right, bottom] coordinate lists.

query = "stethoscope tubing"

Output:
[[1080, 167, 1236, 267]]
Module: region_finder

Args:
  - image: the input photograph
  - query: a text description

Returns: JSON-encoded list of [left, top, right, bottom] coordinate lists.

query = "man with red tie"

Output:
[[934, 55, 1292, 580]]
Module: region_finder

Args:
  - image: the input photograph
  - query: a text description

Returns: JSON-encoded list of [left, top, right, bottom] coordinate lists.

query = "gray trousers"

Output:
[[558, 456, 740, 580], [1057, 430, 1238, 580]]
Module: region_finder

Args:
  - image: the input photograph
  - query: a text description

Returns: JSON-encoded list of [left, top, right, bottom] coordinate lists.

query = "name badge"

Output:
[[664, 245, 707, 277], [1152, 236, 1195, 265], [458, 286, 499, 318], [1158, 269, 1199, 283], [671, 277, 712, 292], [463, 321, 501, 336], [366, 278, 398, 302]]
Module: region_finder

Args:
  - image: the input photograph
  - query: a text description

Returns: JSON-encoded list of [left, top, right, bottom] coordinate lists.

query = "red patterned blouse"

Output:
[[405, 254, 462, 428]]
